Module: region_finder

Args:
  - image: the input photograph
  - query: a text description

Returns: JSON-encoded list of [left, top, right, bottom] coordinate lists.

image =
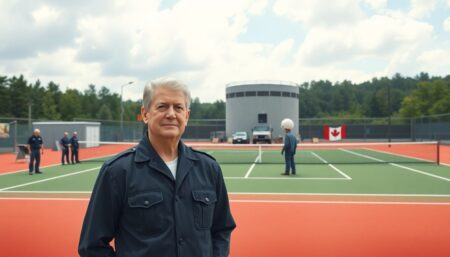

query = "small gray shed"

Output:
[[32, 122, 101, 149]]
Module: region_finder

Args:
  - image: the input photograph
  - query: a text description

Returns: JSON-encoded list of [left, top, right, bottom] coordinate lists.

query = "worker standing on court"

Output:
[[70, 131, 80, 164], [281, 118, 297, 175], [27, 128, 44, 175], [79, 77, 236, 257], [60, 132, 70, 165]]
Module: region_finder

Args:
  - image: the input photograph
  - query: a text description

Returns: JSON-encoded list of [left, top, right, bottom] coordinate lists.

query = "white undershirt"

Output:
[[165, 158, 178, 179]]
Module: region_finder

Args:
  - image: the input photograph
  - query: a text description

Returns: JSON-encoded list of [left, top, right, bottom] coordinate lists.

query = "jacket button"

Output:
[[178, 237, 184, 244], [205, 197, 210, 202], [144, 200, 149, 205]]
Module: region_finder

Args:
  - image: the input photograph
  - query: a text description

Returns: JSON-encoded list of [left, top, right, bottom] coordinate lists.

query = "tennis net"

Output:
[[79, 140, 441, 165]]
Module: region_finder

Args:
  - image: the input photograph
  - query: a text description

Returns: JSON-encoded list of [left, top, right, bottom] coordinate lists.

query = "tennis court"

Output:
[[1, 141, 450, 257]]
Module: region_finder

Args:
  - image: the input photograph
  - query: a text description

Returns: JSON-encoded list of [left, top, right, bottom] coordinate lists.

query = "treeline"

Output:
[[0, 75, 140, 121], [299, 72, 450, 118], [0, 75, 225, 121], [0, 73, 449, 121]]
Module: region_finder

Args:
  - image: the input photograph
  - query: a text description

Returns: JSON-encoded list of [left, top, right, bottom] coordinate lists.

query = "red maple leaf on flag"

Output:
[[331, 129, 340, 137]]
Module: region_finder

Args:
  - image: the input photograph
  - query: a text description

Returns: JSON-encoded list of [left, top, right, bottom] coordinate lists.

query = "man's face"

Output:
[[142, 87, 190, 140]]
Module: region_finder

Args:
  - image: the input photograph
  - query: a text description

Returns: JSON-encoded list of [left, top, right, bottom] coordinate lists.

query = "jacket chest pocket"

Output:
[[192, 190, 217, 230], [127, 192, 164, 233]]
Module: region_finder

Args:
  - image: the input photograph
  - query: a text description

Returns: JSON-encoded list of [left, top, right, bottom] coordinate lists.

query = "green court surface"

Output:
[[1, 147, 449, 197]]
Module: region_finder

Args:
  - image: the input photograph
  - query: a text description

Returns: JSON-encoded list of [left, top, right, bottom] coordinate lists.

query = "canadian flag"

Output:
[[323, 125, 347, 141]]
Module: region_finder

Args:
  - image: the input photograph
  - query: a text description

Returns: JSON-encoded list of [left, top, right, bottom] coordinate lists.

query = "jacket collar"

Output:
[[134, 135, 199, 163], [134, 134, 199, 183]]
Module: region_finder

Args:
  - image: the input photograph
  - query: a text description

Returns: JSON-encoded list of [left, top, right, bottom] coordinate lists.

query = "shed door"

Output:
[[85, 126, 100, 147]]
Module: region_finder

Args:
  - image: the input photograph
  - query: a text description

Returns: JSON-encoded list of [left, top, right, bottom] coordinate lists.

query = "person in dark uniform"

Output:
[[281, 118, 297, 175], [27, 128, 44, 175], [70, 131, 80, 164], [79, 77, 236, 257], [60, 132, 70, 165]]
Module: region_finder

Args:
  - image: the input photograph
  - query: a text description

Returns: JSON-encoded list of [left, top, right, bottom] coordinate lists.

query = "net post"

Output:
[[258, 145, 262, 163], [437, 140, 440, 166]]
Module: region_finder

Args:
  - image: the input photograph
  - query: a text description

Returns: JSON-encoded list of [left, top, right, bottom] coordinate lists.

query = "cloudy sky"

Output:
[[1, 0, 450, 102]]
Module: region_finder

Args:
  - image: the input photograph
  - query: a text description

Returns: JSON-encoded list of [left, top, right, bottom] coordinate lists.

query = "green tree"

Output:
[[29, 80, 45, 119], [0, 76, 10, 116], [399, 80, 450, 117], [96, 104, 113, 120], [81, 84, 99, 119], [8, 75, 30, 118], [60, 89, 82, 120], [98, 86, 121, 120], [42, 92, 61, 120]]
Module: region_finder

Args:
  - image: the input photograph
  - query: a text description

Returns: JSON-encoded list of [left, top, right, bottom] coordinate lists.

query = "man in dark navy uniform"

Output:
[[281, 118, 298, 175], [79, 78, 236, 257], [27, 128, 44, 175], [70, 131, 80, 164], [60, 132, 70, 165]]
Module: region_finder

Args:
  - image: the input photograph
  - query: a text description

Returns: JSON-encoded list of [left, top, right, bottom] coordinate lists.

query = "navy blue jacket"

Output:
[[70, 136, 79, 149], [79, 136, 236, 257], [60, 137, 70, 150], [282, 131, 297, 155], [27, 135, 43, 151]]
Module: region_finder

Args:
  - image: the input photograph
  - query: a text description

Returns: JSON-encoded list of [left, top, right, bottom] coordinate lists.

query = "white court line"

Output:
[[390, 163, 450, 182], [229, 192, 450, 197], [0, 167, 101, 191], [340, 148, 450, 182], [340, 148, 383, 162], [0, 197, 449, 205], [362, 147, 431, 162], [0, 153, 113, 177], [0, 163, 61, 176], [226, 177, 348, 180], [0, 190, 92, 193], [310, 151, 352, 180], [230, 200, 450, 205], [362, 147, 450, 167], [244, 155, 260, 178]]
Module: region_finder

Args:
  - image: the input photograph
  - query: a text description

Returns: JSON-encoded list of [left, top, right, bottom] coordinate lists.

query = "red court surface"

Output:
[[1, 198, 449, 257]]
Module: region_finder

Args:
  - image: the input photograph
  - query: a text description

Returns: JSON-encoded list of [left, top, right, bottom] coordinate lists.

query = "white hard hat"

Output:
[[281, 118, 294, 130]]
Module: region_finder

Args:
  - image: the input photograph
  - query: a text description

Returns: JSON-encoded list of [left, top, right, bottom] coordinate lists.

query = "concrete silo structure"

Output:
[[225, 81, 299, 142]]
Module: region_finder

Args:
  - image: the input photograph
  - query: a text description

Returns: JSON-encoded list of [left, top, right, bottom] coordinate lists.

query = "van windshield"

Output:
[[253, 126, 270, 131]]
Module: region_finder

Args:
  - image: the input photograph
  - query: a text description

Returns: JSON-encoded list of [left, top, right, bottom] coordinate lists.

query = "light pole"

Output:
[[120, 81, 134, 141]]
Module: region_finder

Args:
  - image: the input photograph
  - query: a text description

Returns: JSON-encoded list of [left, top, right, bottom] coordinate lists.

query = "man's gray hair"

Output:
[[142, 77, 191, 111]]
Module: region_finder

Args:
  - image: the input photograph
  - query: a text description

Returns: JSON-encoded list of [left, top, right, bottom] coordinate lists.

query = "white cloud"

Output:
[[0, 0, 449, 103], [416, 45, 450, 74], [32, 5, 61, 26], [248, 0, 269, 15], [408, 0, 438, 19], [273, 0, 365, 26], [296, 12, 433, 66], [444, 17, 450, 32], [364, 0, 387, 10]]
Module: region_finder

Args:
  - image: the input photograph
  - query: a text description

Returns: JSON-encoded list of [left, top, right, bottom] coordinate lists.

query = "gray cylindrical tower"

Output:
[[225, 80, 299, 142]]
